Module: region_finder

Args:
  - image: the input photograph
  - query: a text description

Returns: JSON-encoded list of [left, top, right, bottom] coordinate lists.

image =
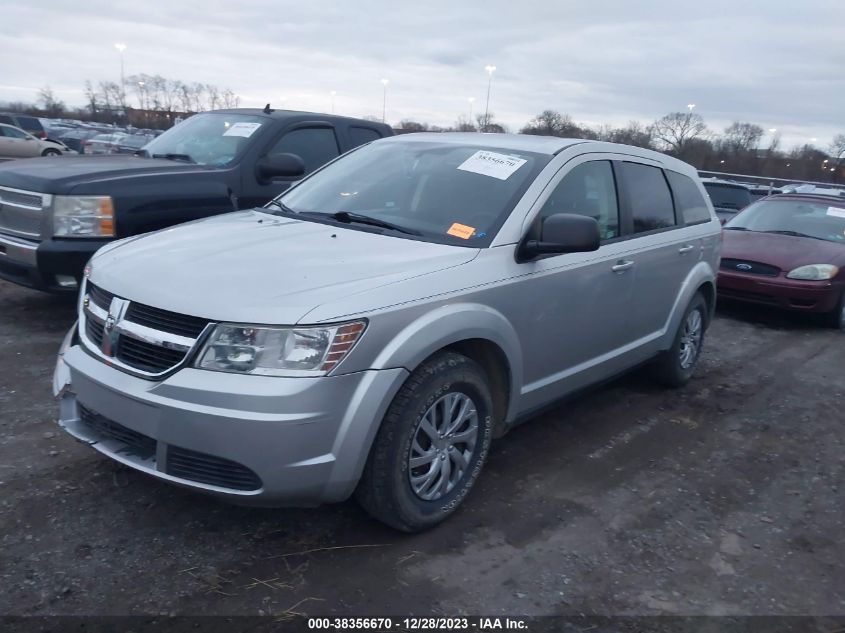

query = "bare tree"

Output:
[[398, 120, 429, 132], [454, 114, 477, 132], [720, 122, 764, 154], [830, 134, 845, 161], [652, 111, 708, 154], [83, 80, 99, 116], [221, 88, 239, 109], [598, 121, 655, 149], [37, 86, 65, 117], [476, 112, 505, 133]]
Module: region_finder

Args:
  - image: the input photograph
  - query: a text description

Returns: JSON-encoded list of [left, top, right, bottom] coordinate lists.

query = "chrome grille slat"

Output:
[[80, 281, 211, 378], [0, 185, 49, 240]]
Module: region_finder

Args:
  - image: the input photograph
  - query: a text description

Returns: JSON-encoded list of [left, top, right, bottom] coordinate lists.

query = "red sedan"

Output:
[[718, 193, 845, 329]]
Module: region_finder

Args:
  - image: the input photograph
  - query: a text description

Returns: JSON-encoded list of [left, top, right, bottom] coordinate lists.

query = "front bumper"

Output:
[[717, 270, 843, 313], [0, 234, 109, 291], [55, 331, 408, 505]]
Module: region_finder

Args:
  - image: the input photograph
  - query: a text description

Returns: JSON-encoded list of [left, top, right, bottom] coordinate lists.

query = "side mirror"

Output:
[[519, 213, 600, 260], [256, 153, 305, 182]]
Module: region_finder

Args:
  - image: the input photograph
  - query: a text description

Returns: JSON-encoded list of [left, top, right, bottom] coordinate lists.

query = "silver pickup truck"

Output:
[[54, 133, 721, 531]]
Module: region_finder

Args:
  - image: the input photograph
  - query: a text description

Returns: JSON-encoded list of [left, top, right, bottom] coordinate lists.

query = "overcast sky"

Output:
[[1, 1, 843, 149]]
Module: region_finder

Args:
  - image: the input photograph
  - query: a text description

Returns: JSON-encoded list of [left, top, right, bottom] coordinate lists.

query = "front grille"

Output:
[[0, 186, 44, 239], [78, 404, 156, 459], [117, 336, 186, 373], [125, 302, 209, 338], [87, 283, 114, 310], [85, 317, 104, 346], [720, 258, 780, 276], [167, 446, 262, 491]]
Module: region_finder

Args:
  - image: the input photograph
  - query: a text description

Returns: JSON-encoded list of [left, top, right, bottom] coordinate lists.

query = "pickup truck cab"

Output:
[[0, 108, 392, 292]]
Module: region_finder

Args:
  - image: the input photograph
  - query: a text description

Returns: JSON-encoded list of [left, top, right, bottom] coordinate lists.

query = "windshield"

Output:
[[704, 183, 752, 209], [725, 198, 845, 244], [271, 140, 549, 247], [142, 112, 266, 166]]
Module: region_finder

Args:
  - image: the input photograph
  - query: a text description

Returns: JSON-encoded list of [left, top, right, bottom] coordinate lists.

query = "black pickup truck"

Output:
[[0, 108, 392, 292]]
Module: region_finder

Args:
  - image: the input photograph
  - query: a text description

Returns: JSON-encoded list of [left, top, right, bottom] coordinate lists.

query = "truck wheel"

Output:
[[42, 148, 61, 157], [355, 352, 494, 532], [651, 293, 707, 388]]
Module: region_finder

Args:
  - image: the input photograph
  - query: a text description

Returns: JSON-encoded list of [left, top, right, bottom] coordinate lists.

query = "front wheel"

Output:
[[355, 352, 494, 532], [651, 293, 708, 387], [42, 148, 61, 157]]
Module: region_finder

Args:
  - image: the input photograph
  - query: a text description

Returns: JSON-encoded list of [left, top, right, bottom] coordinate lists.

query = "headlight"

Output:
[[53, 195, 115, 237], [786, 264, 839, 280], [195, 321, 367, 376]]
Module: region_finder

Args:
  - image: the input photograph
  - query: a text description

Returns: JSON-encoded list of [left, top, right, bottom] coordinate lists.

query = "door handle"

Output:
[[611, 260, 635, 273], [678, 244, 695, 254]]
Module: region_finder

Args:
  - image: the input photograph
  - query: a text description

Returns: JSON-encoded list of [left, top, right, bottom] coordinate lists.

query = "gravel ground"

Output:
[[0, 279, 843, 618]]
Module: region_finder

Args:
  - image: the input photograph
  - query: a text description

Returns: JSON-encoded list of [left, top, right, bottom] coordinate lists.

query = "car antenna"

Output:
[[263, 103, 274, 114]]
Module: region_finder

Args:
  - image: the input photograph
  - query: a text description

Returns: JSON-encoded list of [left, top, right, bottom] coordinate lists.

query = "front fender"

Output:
[[370, 303, 524, 422]]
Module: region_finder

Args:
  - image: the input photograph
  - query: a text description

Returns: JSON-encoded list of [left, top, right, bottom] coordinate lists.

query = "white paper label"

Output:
[[826, 207, 845, 219], [457, 150, 527, 180], [223, 122, 262, 138]]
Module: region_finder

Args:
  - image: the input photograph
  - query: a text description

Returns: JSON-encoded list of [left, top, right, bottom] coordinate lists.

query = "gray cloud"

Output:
[[1, 0, 843, 148]]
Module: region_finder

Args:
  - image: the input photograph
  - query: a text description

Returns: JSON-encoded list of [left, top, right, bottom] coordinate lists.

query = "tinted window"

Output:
[[17, 116, 42, 131], [0, 115, 12, 125], [666, 171, 711, 225], [621, 162, 676, 233], [536, 161, 619, 240], [349, 126, 382, 147], [2, 126, 29, 139], [270, 127, 340, 174], [703, 182, 752, 210]]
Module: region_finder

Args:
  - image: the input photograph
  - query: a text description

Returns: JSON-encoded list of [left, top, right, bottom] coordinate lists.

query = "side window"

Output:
[[536, 161, 620, 240], [268, 127, 340, 175], [0, 115, 13, 125], [348, 126, 382, 147], [666, 171, 711, 225], [3, 126, 28, 139], [620, 162, 676, 233]]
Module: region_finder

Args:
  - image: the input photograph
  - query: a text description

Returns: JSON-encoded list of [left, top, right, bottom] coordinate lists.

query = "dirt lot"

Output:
[[0, 278, 843, 618]]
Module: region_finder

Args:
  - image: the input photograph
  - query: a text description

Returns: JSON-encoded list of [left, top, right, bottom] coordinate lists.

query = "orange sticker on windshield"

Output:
[[447, 223, 476, 239]]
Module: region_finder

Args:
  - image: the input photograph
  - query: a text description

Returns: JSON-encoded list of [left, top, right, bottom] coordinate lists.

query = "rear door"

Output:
[[616, 161, 703, 344], [240, 122, 341, 209]]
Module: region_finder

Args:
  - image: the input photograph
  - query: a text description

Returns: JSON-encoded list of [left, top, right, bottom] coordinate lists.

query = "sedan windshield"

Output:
[[725, 198, 845, 244], [142, 113, 266, 166], [270, 140, 550, 246]]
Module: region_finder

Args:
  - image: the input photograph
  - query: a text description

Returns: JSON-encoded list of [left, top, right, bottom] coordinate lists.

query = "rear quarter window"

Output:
[[666, 171, 712, 225], [619, 162, 676, 233], [348, 126, 383, 147]]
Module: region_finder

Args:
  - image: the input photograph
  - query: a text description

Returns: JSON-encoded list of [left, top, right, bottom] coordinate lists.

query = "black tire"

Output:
[[826, 290, 845, 331], [651, 293, 708, 388], [42, 148, 61, 157], [355, 352, 494, 532]]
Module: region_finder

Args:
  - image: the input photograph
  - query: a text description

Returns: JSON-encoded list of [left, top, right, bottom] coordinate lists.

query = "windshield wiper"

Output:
[[763, 230, 822, 240], [152, 152, 195, 163], [325, 211, 421, 236], [265, 199, 297, 215], [723, 226, 751, 231]]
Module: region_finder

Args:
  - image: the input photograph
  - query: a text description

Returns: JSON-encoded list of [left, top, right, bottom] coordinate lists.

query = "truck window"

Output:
[[269, 127, 340, 174], [349, 126, 382, 147]]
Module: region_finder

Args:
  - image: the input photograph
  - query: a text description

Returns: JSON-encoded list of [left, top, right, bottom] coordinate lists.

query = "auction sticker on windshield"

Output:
[[457, 150, 527, 180], [447, 222, 476, 239], [223, 122, 262, 138], [827, 207, 845, 219]]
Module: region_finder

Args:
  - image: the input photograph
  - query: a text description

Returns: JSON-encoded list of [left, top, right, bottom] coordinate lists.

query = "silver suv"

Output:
[[54, 134, 720, 531]]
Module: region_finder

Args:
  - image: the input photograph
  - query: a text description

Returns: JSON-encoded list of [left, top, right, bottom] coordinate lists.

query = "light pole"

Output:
[[137, 80, 145, 110], [114, 43, 127, 111], [380, 79, 389, 123], [483, 65, 496, 131], [330, 90, 336, 115], [468, 97, 475, 127]]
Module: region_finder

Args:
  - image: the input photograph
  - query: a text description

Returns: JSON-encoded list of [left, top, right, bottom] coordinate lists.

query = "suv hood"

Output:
[[90, 210, 479, 324], [722, 229, 845, 271], [0, 155, 205, 193]]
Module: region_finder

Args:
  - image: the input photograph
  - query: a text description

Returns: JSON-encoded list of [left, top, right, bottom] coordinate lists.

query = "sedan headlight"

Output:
[[786, 264, 839, 280], [195, 321, 367, 376], [53, 195, 115, 237]]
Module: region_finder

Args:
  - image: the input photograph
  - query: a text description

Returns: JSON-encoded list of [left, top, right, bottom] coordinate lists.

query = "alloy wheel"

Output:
[[679, 308, 703, 369]]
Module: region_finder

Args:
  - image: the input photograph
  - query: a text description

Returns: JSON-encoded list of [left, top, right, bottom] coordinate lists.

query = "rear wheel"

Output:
[[355, 352, 494, 532], [42, 148, 61, 157], [651, 293, 707, 387]]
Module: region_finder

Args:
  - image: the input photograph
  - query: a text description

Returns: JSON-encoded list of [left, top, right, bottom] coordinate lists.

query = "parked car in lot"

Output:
[[53, 134, 721, 531], [0, 112, 47, 139], [719, 193, 845, 329], [55, 127, 101, 154], [114, 133, 155, 154], [0, 108, 392, 292], [749, 186, 783, 201], [703, 179, 753, 224], [0, 123, 74, 160], [82, 133, 128, 155]]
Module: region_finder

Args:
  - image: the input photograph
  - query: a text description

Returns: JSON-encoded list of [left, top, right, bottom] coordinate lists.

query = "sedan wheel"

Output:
[[42, 148, 61, 157]]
